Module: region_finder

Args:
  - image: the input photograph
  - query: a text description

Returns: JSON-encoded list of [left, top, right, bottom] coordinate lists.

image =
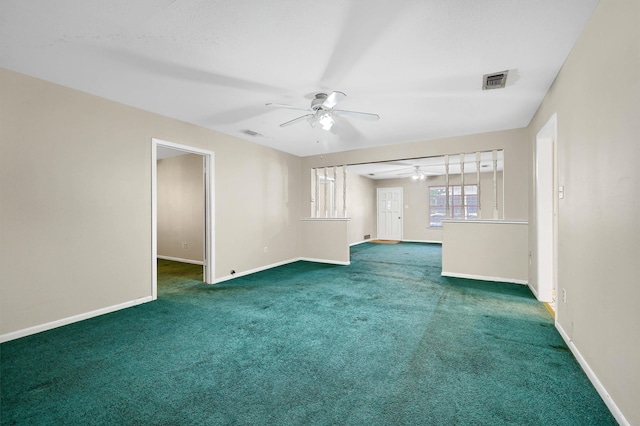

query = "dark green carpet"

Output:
[[1, 243, 615, 425]]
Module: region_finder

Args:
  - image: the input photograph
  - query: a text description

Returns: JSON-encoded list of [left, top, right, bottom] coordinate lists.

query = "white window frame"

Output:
[[429, 184, 478, 227]]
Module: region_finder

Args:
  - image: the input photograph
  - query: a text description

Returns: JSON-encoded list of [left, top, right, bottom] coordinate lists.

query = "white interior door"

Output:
[[377, 187, 403, 240]]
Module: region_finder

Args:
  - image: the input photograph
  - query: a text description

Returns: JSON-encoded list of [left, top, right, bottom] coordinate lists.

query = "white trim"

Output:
[[157, 255, 205, 265], [528, 282, 541, 299], [534, 113, 557, 303], [212, 257, 351, 284], [152, 138, 215, 298], [204, 151, 215, 284], [213, 258, 302, 284], [300, 257, 350, 266], [351, 239, 443, 246], [300, 217, 351, 222], [151, 143, 158, 300], [0, 297, 153, 343], [441, 271, 528, 285], [402, 239, 442, 244], [556, 323, 629, 426]]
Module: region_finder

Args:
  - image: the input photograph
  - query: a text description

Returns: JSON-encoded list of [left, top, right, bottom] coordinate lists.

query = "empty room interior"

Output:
[[1, 0, 638, 424]]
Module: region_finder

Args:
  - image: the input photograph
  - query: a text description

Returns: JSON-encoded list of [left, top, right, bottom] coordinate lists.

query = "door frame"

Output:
[[534, 113, 558, 306], [376, 187, 403, 240], [151, 138, 215, 300]]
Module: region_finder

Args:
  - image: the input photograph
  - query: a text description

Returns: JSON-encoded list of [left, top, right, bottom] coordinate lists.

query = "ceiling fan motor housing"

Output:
[[311, 93, 328, 110]]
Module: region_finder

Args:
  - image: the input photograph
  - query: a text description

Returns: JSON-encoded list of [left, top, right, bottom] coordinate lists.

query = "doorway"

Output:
[[151, 138, 215, 300], [534, 114, 557, 308], [377, 187, 403, 240]]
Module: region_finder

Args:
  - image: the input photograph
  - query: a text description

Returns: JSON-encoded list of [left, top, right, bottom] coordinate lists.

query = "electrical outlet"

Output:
[[562, 288, 567, 303], [182, 242, 188, 249], [263, 246, 268, 253]]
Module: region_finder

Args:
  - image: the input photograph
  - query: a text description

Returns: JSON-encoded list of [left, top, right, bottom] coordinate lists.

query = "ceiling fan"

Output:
[[397, 166, 432, 181], [266, 91, 379, 134]]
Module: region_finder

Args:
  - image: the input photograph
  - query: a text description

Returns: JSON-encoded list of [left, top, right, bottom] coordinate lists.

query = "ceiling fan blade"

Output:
[[328, 118, 341, 134], [322, 91, 347, 109], [266, 103, 309, 111], [333, 109, 380, 121], [280, 114, 313, 127]]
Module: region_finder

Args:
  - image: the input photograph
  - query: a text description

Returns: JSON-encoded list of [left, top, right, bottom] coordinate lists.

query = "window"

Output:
[[429, 185, 478, 227]]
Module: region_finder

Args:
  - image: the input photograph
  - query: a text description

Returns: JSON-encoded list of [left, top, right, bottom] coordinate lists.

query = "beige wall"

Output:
[[346, 173, 377, 244], [157, 154, 204, 262], [376, 171, 504, 242], [442, 221, 528, 283], [0, 68, 301, 337], [307, 168, 377, 246], [299, 219, 350, 264], [300, 128, 529, 222], [526, 0, 639, 423]]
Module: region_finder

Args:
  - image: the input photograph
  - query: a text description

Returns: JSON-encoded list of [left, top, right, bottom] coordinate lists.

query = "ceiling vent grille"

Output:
[[242, 129, 263, 137], [482, 70, 509, 90]]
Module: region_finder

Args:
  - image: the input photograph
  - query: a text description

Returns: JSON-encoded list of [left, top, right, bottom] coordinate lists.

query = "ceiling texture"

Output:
[[0, 0, 598, 158]]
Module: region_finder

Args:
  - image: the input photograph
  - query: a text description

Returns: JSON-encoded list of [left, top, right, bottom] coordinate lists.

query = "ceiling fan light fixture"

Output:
[[408, 165, 426, 181], [412, 173, 426, 180], [319, 113, 334, 131]]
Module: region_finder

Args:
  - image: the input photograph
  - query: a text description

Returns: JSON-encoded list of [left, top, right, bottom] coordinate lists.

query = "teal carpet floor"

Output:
[[1, 243, 615, 425]]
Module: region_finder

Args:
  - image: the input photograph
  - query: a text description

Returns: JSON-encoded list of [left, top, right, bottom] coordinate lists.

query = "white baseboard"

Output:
[[213, 258, 302, 284], [299, 257, 350, 266], [213, 257, 351, 284], [157, 255, 204, 265], [527, 283, 552, 303], [556, 323, 629, 426], [441, 271, 528, 285], [351, 239, 442, 246], [402, 239, 442, 244], [528, 283, 540, 299], [0, 296, 153, 343]]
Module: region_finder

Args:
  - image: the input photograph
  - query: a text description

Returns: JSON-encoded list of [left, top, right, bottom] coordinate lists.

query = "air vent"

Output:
[[242, 129, 263, 137], [482, 70, 509, 90]]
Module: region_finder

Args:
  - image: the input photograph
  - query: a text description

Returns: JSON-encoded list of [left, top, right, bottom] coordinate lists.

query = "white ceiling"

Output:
[[0, 0, 598, 158]]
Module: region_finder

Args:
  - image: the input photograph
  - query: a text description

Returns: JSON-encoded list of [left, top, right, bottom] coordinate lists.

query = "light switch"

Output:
[[558, 185, 565, 199]]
